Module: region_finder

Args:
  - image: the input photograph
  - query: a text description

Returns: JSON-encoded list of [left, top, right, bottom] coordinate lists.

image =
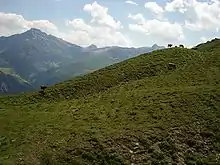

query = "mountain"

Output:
[[0, 28, 165, 93], [0, 28, 86, 87], [85, 44, 98, 50], [1, 39, 220, 164]]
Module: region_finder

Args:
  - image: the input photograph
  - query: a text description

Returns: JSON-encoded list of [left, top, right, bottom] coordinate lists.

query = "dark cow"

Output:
[[179, 44, 184, 48], [40, 85, 47, 90], [168, 63, 176, 70], [168, 44, 173, 48]]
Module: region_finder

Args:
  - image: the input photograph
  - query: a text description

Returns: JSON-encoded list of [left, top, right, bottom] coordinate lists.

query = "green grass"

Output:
[[1, 39, 220, 164], [192, 38, 220, 52]]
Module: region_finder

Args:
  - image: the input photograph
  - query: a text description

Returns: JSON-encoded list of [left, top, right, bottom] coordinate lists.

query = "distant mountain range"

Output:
[[0, 28, 165, 94]]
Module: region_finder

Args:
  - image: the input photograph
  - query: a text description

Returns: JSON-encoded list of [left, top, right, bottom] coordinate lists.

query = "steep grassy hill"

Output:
[[0, 42, 220, 164], [193, 38, 220, 52]]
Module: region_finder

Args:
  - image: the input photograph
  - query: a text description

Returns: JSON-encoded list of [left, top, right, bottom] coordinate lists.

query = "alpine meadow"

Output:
[[1, 0, 220, 164], [1, 38, 220, 164]]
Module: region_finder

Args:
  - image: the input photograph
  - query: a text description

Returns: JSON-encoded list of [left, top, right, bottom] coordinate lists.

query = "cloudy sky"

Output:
[[0, 0, 220, 48]]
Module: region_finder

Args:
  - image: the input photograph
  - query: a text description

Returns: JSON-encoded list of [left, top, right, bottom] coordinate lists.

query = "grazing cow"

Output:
[[179, 44, 184, 48], [168, 44, 173, 48], [168, 63, 176, 70], [40, 85, 47, 90]]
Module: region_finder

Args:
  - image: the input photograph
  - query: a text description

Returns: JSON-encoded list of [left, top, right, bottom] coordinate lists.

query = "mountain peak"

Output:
[[24, 28, 47, 35], [22, 28, 48, 40], [87, 44, 98, 49], [151, 44, 165, 50], [152, 44, 159, 48], [29, 28, 42, 32]]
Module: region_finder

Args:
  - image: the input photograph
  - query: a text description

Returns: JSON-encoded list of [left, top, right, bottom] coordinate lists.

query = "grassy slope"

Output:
[[0, 45, 220, 164], [192, 38, 220, 52], [3, 47, 218, 104]]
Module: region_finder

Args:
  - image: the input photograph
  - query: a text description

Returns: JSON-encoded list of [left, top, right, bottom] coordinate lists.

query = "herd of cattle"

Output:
[[168, 44, 184, 48]]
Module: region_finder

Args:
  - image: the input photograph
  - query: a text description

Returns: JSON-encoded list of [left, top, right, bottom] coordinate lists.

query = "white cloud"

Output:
[[128, 13, 184, 43], [0, 12, 28, 36], [29, 20, 58, 33], [165, 0, 190, 13], [64, 2, 131, 47], [0, 2, 132, 48], [66, 19, 92, 32], [128, 13, 145, 24], [129, 24, 147, 34], [125, 0, 138, 6], [83, 1, 122, 30], [145, 2, 164, 16], [187, 0, 220, 31], [165, 0, 220, 31], [65, 19, 131, 47], [0, 12, 58, 36]]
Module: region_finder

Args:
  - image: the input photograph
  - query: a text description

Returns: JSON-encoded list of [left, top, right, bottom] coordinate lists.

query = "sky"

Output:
[[0, 0, 220, 48]]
